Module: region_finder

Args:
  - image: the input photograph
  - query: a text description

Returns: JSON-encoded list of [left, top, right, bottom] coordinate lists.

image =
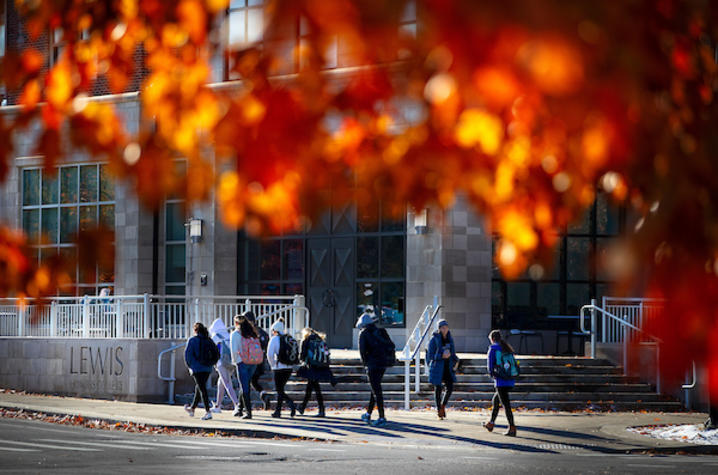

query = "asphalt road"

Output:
[[1, 417, 717, 474]]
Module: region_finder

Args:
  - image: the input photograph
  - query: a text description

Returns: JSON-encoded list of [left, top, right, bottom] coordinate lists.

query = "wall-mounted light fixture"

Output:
[[414, 208, 428, 234], [188, 217, 203, 243]]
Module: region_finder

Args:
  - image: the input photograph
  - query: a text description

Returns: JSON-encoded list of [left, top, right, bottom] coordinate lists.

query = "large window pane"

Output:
[[357, 201, 378, 232], [60, 207, 78, 243], [381, 235, 404, 278], [381, 203, 405, 232], [283, 240, 303, 280], [536, 283, 560, 317], [61, 167, 78, 203], [165, 244, 186, 283], [166, 202, 186, 241], [568, 209, 591, 234], [228, 10, 246, 45], [506, 282, 531, 324], [247, 8, 263, 43], [567, 237, 591, 281], [98, 244, 115, 284], [261, 283, 280, 295], [284, 283, 303, 295], [260, 240, 280, 280], [23, 169, 39, 206], [380, 282, 404, 327], [566, 283, 590, 315], [42, 171, 58, 204], [99, 164, 114, 201], [40, 248, 57, 266], [41, 208, 58, 244], [23, 209, 39, 244], [100, 204, 114, 230], [79, 205, 97, 232], [59, 247, 77, 282], [357, 282, 378, 318], [596, 194, 620, 235], [78, 248, 97, 283], [80, 165, 98, 202], [357, 237, 379, 278]]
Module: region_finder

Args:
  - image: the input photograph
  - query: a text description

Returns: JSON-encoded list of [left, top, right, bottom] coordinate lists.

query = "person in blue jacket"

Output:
[[184, 322, 215, 421], [485, 329, 517, 436], [426, 319, 458, 420]]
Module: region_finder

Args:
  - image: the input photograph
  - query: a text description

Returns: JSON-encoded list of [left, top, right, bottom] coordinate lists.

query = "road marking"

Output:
[[2, 440, 100, 452], [36, 438, 153, 451], [0, 446, 38, 452]]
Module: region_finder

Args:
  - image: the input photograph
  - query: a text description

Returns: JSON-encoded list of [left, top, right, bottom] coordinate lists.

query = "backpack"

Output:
[[306, 337, 330, 368], [218, 339, 232, 367], [238, 336, 264, 365], [198, 336, 220, 367], [256, 327, 269, 352], [278, 334, 300, 365], [377, 327, 396, 367], [494, 350, 520, 380]]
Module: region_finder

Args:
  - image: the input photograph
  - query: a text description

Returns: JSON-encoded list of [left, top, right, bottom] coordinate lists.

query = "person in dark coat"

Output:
[[426, 319, 458, 419], [485, 329, 517, 436], [183, 322, 215, 421], [296, 327, 335, 417], [357, 313, 394, 428]]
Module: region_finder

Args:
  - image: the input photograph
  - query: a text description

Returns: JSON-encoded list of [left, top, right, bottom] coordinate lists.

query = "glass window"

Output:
[[283, 240, 303, 280], [228, 0, 263, 47], [284, 283, 303, 295], [568, 209, 591, 234], [165, 285, 186, 296], [99, 204, 114, 230], [166, 202, 186, 241], [23, 209, 39, 244], [99, 164, 114, 201], [41, 208, 58, 244], [80, 165, 98, 202], [566, 283, 590, 315], [23, 169, 39, 206], [491, 281, 506, 327], [60, 207, 78, 243], [357, 237, 379, 278], [260, 240, 281, 280], [41, 171, 58, 204], [506, 282, 531, 316], [536, 283, 560, 317], [79, 205, 97, 232], [357, 282, 378, 318], [380, 282, 404, 327], [357, 201, 379, 232], [98, 244, 115, 283], [61, 167, 78, 203], [381, 236, 404, 278], [381, 203, 405, 232], [261, 283, 280, 295], [596, 194, 620, 235], [566, 237, 591, 281], [165, 244, 186, 283], [78, 247, 97, 284]]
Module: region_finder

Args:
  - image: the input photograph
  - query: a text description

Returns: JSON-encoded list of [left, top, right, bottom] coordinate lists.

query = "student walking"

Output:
[[208, 318, 241, 416], [357, 313, 395, 428], [426, 319, 458, 420], [243, 311, 273, 410], [184, 322, 220, 421], [485, 330, 518, 436], [230, 314, 264, 419], [296, 328, 335, 417], [267, 319, 298, 418]]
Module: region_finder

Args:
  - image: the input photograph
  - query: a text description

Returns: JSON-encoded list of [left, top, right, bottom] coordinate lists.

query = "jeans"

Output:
[[366, 367, 386, 419], [190, 371, 211, 412], [490, 387, 514, 426], [434, 362, 454, 409], [273, 369, 294, 414], [215, 364, 238, 407], [301, 380, 324, 412], [236, 363, 258, 414]]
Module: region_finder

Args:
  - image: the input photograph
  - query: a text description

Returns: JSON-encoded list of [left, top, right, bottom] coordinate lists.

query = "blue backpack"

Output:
[[494, 349, 520, 380]]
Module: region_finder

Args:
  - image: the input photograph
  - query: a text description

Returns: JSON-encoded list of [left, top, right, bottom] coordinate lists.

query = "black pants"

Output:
[[273, 369, 295, 413], [434, 363, 454, 408], [301, 380, 324, 411], [252, 362, 265, 393], [367, 367, 386, 419], [190, 371, 211, 411], [490, 387, 514, 426]]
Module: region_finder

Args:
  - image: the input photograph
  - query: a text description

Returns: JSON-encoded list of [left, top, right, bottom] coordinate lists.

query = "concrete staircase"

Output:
[[179, 355, 684, 412]]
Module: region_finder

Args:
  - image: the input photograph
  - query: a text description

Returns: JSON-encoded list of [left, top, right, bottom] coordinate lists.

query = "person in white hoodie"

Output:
[[267, 319, 297, 418], [208, 318, 241, 416]]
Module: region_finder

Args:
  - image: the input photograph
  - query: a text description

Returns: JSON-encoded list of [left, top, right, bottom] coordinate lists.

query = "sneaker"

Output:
[[184, 404, 195, 417], [211, 406, 222, 414], [232, 406, 243, 417], [361, 413, 371, 424], [260, 392, 272, 411], [271, 412, 281, 418], [371, 417, 387, 428], [296, 405, 305, 416], [240, 413, 252, 420], [201, 412, 213, 421], [290, 404, 296, 418]]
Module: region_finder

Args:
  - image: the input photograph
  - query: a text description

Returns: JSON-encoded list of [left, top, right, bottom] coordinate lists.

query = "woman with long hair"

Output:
[[485, 330, 517, 436], [183, 322, 217, 421], [426, 319, 458, 419], [296, 327, 335, 417], [230, 314, 263, 419]]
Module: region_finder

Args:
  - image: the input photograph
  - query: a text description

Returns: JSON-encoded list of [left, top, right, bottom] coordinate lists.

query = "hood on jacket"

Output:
[[209, 318, 229, 343]]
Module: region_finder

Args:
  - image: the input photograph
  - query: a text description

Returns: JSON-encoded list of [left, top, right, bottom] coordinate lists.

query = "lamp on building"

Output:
[[414, 208, 428, 234], [188, 217, 203, 243]]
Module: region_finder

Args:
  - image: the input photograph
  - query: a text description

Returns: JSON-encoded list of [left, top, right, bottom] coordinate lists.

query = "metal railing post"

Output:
[[404, 346, 411, 410], [194, 298, 200, 324], [82, 297, 90, 338], [116, 299, 124, 338], [622, 325, 628, 376], [414, 351, 421, 393], [18, 305, 25, 337], [143, 293, 150, 338], [169, 349, 177, 404], [50, 301, 57, 337], [590, 298, 597, 358]]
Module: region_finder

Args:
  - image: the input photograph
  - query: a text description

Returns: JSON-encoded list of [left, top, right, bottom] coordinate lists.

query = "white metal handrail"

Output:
[[580, 299, 664, 393], [157, 341, 187, 404], [398, 296, 442, 410]]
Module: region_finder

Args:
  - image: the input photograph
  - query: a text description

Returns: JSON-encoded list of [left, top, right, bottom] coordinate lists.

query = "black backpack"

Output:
[[257, 327, 270, 352], [377, 327, 396, 367], [278, 334, 300, 365], [198, 336, 220, 367], [306, 336, 331, 368]]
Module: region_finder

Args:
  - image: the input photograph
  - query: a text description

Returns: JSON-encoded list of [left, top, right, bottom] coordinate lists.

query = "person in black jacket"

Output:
[[296, 327, 335, 417], [357, 313, 394, 428]]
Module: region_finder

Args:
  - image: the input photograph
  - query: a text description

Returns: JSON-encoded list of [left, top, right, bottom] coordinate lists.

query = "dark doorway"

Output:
[[308, 237, 355, 348]]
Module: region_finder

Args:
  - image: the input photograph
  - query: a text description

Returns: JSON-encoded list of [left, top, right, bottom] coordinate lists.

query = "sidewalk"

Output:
[[0, 392, 711, 454]]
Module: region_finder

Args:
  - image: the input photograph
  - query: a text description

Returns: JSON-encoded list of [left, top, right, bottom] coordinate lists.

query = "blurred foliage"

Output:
[[1, 0, 718, 389]]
